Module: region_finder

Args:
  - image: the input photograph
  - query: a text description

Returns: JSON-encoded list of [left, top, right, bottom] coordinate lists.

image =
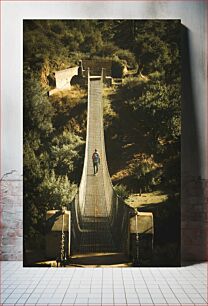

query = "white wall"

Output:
[[55, 67, 79, 89]]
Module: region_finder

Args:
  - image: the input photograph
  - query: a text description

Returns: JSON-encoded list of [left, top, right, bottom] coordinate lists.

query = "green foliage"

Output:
[[23, 20, 181, 261], [114, 184, 130, 200], [135, 32, 171, 74], [39, 170, 77, 210], [103, 92, 117, 127], [99, 42, 118, 57], [133, 20, 180, 78], [24, 72, 54, 134], [117, 76, 181, 149], [81, 30, 103, 54], [24, 138, 43, 183], [51, 131, 84, 175], [112, 58, 125, 78], [105, 20, 181, 193], [137, 80, 181, 144], [24, 71, 84, 249], [131, 154, 162, 192], [120, 76, 146, 100], [114, 49, 137, 69]]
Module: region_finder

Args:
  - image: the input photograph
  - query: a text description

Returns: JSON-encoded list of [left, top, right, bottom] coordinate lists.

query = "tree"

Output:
[[23, 71, 83, 249], [24, 72, 54, 134]]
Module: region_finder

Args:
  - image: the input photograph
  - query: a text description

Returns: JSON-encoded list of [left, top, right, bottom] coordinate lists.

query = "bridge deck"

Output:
[[77, 77, 116, 253], [83, 78, 107, 217]]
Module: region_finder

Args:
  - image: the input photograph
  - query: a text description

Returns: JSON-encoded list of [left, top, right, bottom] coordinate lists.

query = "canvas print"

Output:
[[23, 20, 181, 267]]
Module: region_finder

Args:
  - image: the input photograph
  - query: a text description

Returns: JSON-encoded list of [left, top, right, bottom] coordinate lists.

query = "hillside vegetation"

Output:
[[24, 20, 181, 264]]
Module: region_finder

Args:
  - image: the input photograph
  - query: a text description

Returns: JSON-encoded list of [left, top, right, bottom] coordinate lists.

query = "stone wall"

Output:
[[0, 174, 23, 260]]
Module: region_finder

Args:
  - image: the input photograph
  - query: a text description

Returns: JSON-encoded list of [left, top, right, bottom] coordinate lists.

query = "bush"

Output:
[[39, 170, 77, 210], [112, 59, 125, 78], [98, 42, 119, 57], [114, 49, 137, 69], [114, 184, 130, 200], [103, 96, 117, 128], [129, 154, 162, 192]]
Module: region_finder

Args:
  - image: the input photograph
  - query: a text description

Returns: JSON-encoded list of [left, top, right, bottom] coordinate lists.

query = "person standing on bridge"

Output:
[[92, 149, 100, 175]]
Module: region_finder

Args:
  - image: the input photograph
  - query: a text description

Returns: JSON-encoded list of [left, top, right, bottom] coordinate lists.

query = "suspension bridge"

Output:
[[70, 70, 131, 259]]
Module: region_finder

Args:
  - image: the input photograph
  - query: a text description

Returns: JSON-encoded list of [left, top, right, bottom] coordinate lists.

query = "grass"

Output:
[[126, 190, 168, 208], [103, 86, 116, 97], [51, 85, 87, 103]]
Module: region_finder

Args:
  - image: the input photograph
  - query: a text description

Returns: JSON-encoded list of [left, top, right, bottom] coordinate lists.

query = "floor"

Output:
[[0, 261, 207, 305]]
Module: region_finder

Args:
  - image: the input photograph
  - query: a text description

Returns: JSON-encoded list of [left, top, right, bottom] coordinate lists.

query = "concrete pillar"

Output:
[[45, 210, 71, 259], [129, 212, 154, 264], [78, 60, 83, 77]]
